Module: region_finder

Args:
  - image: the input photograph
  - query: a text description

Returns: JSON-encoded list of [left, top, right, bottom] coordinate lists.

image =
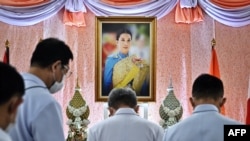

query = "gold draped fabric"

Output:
[[112, 55, 149, 95]]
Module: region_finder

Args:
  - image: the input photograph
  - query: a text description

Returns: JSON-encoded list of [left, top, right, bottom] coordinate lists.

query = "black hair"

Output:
[[192, 73, 224, 100], [30, 38, 73, 67], [0, 62, 25, 105], [116, 28, 132, 40], [108, 87, 137, 110]]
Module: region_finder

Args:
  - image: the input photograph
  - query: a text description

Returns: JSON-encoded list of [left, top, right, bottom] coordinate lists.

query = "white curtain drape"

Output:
[[198, 0, 250, 27], [0, 0, 66, 26], [0, 0, 249, 27], [83, 0, 178, 19]]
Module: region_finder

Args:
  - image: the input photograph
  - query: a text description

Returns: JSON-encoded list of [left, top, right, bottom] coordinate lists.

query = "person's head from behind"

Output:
[[189, 73, 226, 111], [108, 87, 138, 116], [0, 62, 25, 130], [116, 28, 132, 55], [30, 38, 73, 93]]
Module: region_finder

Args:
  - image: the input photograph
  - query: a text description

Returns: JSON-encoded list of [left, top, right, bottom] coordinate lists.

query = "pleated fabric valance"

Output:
[[0, 0, 249, 27]]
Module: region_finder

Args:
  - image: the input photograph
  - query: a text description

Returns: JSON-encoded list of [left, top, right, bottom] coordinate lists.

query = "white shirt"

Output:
[[163, 104, 243, 141], [87, 108, 164, 141], [0, 128, 12, 141], [9, 73, 65, 141]]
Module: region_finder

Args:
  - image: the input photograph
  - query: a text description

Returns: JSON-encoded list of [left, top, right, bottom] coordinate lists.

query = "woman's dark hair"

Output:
[[116, 28, 132, 40]]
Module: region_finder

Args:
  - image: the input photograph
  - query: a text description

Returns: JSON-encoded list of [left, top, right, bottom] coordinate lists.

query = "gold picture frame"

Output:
[[95, 16, 157, 102]]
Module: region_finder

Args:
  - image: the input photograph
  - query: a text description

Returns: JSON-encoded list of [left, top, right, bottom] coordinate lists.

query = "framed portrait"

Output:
[[95, 16, 157, 102]]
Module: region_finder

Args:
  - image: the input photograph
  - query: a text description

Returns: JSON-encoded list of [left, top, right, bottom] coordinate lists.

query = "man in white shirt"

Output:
[[162, 73, 243, 141], [9, 38, 74, 141], [0, 62, 25, 141], [87, 87, 164, 141]]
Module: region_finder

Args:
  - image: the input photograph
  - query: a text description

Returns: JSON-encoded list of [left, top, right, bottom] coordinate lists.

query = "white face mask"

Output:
[[49, 74, 65, 94]]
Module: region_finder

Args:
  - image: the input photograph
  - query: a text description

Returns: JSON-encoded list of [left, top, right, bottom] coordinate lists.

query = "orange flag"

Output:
[[246, 77, 250, 124], [209, 39, 225, 115], [3, 40, 9, 64]]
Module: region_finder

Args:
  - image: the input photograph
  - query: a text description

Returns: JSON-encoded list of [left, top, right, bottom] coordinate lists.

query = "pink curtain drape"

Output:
[[100, 0, 151, 6], [210, 0, 250, 8], [0, 0, 49, 6], [63, 10, 86, 27], [63, 0, 86, 27], [175, 2, 204, 24]]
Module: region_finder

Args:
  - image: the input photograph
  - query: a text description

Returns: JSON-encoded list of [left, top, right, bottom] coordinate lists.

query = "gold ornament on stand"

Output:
[[66, 79, 90, 141], [159, 78, 183, 129]]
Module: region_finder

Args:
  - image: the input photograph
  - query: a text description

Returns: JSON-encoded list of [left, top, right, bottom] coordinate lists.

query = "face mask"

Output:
[[49, 74, 65, 94]]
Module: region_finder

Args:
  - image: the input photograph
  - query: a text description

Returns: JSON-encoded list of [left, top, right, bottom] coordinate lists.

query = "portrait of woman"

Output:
[[102, 27, 150, 96], [95, 17, 156, 101]]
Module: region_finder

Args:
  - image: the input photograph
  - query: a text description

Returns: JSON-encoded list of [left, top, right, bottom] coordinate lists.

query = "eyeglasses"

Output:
[[62, 65, 72, 78]]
